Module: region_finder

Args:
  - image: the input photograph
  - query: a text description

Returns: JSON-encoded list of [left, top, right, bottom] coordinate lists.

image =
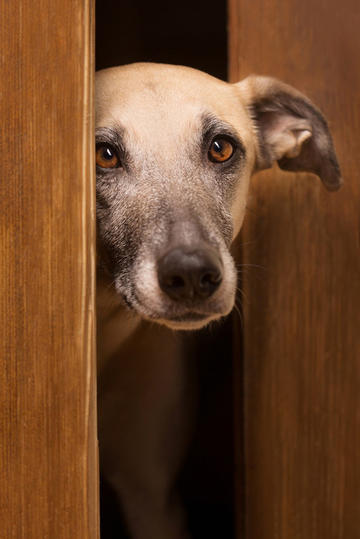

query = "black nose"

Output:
[[157, 246, 223, 301]]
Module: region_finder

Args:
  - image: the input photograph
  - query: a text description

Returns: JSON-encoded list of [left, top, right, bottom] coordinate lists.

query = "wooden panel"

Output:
[[229, 1, 360, 538], [0, 1, 98, 538]]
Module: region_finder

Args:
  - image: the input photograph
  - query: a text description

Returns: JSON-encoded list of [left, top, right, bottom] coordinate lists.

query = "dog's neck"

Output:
[[97, 269, 141, 370]]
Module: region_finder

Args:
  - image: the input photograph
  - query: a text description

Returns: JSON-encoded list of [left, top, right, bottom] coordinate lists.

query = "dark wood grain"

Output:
[[229, 1, 360, 537], [0, 1, 98, 537]]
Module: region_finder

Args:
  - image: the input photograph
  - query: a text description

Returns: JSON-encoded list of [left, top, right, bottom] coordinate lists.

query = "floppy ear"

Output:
[[236, 75, 342, 191]]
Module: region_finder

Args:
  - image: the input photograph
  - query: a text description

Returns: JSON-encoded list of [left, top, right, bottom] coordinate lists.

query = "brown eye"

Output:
[[96, 144, 120, 168], [208, 138, 234, 163]]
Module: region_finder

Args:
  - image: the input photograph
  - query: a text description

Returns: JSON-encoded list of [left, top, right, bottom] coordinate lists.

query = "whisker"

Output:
[[232, 301, 244, 330], [235, 262, 267, 270]]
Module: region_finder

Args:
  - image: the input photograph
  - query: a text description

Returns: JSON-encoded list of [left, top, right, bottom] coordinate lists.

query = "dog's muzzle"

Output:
[[157, 245, 223, 303]]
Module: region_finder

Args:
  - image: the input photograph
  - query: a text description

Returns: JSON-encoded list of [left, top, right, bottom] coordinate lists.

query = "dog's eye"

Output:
[[208, 138, 234, 163], [96, 143, 120, 168]]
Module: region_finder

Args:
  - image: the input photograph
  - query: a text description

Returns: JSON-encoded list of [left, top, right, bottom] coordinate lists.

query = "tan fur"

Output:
[[96, 63, 341, 538]]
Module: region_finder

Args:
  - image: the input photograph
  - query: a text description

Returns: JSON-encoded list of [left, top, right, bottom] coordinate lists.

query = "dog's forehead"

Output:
[[95, 63, 251, 142]]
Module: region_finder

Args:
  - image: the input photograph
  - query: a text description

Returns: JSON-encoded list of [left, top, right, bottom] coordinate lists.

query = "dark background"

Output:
[[96, 0, 228, 79], [96, 1, 235, 537]]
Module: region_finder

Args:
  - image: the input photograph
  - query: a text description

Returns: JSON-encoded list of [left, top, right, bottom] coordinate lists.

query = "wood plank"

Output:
[[0, 1, 98, 537], [229, 1, 360, 537]]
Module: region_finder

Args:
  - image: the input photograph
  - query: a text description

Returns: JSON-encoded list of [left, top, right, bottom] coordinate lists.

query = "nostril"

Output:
[[199, 270, 222, 295], [159, 269, 190, 298], [167, 275, 186, 290], [200, 270, 222, 286]]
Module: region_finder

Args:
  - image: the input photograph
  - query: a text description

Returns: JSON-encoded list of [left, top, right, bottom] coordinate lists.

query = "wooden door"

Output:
[[229, 1, 360, 538], [0, 1, 98, 538]]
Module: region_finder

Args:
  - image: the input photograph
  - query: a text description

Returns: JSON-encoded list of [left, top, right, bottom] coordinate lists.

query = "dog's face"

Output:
[[96, 63, 341, 330]]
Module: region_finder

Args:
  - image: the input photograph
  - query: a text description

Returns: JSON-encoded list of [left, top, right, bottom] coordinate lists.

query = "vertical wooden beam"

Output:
[[229, 1, 360, 538], [0, 1, 98, 538]]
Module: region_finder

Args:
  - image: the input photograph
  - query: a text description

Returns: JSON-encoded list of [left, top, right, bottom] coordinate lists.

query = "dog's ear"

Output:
[[236, 75, 342, 191]]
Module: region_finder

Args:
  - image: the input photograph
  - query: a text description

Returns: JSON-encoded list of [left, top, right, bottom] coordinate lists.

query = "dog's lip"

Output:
[[126, 288, 217, 322], [120, 286, 229, 325], [154, 310, 224, 331], [166, 312, 209, 322]]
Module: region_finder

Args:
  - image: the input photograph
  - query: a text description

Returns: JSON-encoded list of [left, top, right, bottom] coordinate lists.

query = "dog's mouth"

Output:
[[168, 312, 209, 322], [118, 287, 227, 329], [152, 311, 225, 331], [126, 290, 232, 330]]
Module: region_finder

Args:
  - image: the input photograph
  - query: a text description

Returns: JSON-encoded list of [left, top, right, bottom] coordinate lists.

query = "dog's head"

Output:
[[96, 63, 341, 330]]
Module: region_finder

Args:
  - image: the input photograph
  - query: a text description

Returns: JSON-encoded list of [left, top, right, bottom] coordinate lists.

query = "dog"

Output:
[[96, 63, 341, 538]]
